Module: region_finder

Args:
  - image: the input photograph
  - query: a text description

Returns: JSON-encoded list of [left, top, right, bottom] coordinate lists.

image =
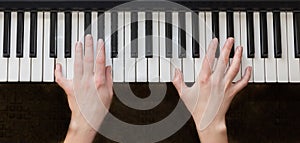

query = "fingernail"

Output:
[[238, 46, 242, 52]]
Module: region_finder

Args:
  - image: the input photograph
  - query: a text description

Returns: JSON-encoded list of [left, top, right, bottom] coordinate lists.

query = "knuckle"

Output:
[[199, 74, 210, 84], [84, 56, 94, 63], [95, 77, 106, 86]]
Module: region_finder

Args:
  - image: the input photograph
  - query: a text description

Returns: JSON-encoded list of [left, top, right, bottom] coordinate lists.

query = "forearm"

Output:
[[196, 118, 228, 143]]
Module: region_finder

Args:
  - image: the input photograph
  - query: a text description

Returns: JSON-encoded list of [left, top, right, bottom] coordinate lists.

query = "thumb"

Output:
[[55, 63, 69, 90], [172, 69, 187, 96]]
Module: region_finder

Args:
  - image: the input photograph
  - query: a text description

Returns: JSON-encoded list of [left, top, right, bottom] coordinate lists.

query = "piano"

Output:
[[0, 0, 299, 83], [0, 0, 300, 142]]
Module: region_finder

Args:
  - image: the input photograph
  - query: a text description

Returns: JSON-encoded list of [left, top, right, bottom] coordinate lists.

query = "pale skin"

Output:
[[55, 35, 251, 143]]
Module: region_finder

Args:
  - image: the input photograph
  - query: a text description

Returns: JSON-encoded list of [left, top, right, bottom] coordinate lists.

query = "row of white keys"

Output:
[[56, 12, 66, 79], [137, 12, 147, 82], [31, 12, 44, 82], [240, 12, 254, 82], [0, 12, 7, 81], [171, 12, 181, 78], [8, 12, 19, 81], [159, 12, 171, 82], [66, 12, 78, 80], [183, 12, 194, 82], [277, 12, 289, 82], [148, 12, 159, 82], [113, 12, 125, 82], [124, 12, 135, 82], [233, 12, 242, 82], [43, 12, 55, 82], [20, 12, 31, 81], [287, 12, 300, 82]]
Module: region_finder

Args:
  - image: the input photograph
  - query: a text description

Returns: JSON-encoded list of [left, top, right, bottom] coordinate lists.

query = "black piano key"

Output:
[[246, 11, 255, 58], [192, 12, 200, 58], [178, 12, 186, 58], [260, 12, 268, 58], [273, 12, 282, 58], [294, 12, 300, 58], [227, 11, 235, 58], [111, 12, 118, 58], [165, 12, 172, 58], [16, 12, 24, 58], [145, 12, 153, 58], [3, 12, 11, 58], [50, 12, 57, 58], [131, 12, 138, 58], [212, 11, 220, 58], [98, 12, 104, 40], [84, 12, 91, 35], [65, 12, 72, 58], [30, 12, 38, 58]]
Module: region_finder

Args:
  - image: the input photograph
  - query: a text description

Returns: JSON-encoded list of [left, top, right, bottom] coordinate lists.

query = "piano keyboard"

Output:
[[0, 11, 299, 83]]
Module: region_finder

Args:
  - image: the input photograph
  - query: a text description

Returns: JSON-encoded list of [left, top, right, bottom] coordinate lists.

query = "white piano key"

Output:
[[205, 11, 217, 71], [8, 12, 19, 82], [148, 12, 159, 82], [159, 12, 171, 82], [78, 12, 85, 47], [194, 12, 206, 79], [43, 12, 55, 82], [20, 12, 31, 82], [253, 12, 265, 83], [233, 12, 242, 82], [124, 12, 135, 82], [0, 12, 7, 81], [277, 12, 289, 82], [183, 12, 194, 82], [66, 12, 78, 80], [205, 12, 212, 52], [113, 12, 124, 82], [55, 12, 66, 78], [265, 12, 277, 82], [91, 11, 98, 61], [31, 12, 44, 82], [287, 12, 300, 82], [104, 12, 112, 66], [171, 12, 182, 79], [219, 12, 227, 50], [136, 12, 147, 82], [240, 12, 253, 82]]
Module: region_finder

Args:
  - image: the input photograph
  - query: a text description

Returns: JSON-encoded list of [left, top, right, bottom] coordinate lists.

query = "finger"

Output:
[[215, 38, 234, 74], [55, 63, 68, 89], [198, 38, 218, 82], [231, 67, 252, 96], [172, 69, 187, 96], [95, 39, 106, 85], [74, 42, 83, 81], [106, 66, 113, 86], [83, 34, 95, 75], [225, 46, 243, 82]]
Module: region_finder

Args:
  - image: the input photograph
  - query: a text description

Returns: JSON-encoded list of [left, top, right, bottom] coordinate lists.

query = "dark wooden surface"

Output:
[[0, 83, 299, 143]]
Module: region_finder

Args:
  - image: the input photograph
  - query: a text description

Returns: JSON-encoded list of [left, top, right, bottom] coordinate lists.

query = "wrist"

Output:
[[196, 118, 228, 143], [64, 115, 98, 143]]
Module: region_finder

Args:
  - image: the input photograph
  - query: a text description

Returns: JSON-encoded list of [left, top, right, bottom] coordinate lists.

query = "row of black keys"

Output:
[[2, 11, 300, 59]]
